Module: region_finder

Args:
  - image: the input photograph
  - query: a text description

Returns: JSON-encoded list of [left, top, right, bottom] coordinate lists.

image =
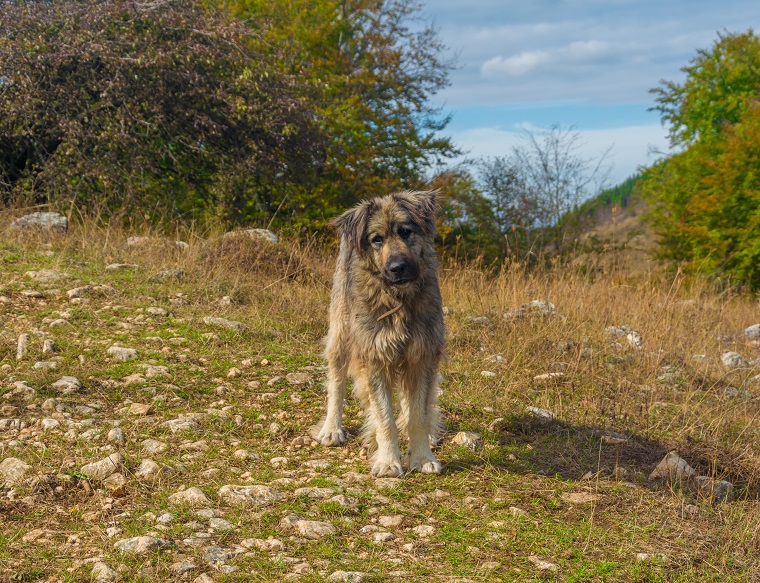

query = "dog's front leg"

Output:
[[400, 364, 442, 474], [362, 368, 403, 477], [314, 332, 348, 446]]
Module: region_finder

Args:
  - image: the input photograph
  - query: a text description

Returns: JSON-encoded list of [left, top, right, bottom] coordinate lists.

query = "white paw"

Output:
[[315, 426, 347, 447], [408, 454, 442, 474], [371, 455, 403, 477]]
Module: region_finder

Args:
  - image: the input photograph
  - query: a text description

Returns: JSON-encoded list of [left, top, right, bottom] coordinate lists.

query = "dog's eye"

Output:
[[398, 227, 412, 239], [371, 235, 383, 246]]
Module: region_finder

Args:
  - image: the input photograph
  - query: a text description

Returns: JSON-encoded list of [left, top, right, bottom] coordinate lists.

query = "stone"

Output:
[[744, 324, 760, 338], [0, 457, 31, 485], [526, 406, 556, 421], [52, 376, 82, 394], [142, 439, 168, 454], [10, 212, 68, 234], [42, 339, 58, 353], [218, 484, 283, 506], [561, 492, 598, 503], [146, 307, 169, 317], [107, 346, 139, 361], [128, 403, 153, 416], [114, 536, 173, 554], [294, 487, 334, 499], [80, 453, 125, 481], [451, 431, 482, 450], [223, 228, 279, 243], [143, 365, 169, 378], [20, 289, 44, 298], [201, 545, 236, 564], [695, 476, 734, 503], [136, 459, 173, 482], [168, 487, 212, 507], [91, 562, 118, 583], [374, 531, 396, 542], [233, 449, 259, 461], [25, 269, 70, 282], [170, 560, 196, 575], [286, 372, 310, 385], [209, 517, 234, 531], [528, 555, 558, 572], [103, 473, 128, 496], [378, 515, 404, 528], [157, 512, 175, 526], [106, 263, 138, 271], [533, 372, 565, 381], [33, 360, 58, 370], [721, 351, 747, 368], [649, 451, 695, 482], [16, 334, 30, 360], [203, 316, 249, 332], [41, 418, 60, 431], [412, 524, 435, 537], [164, 416, 200, 434], [295, 519, 336, 539], [66, 286, 90, 299], [193, 574, 214, 583], [328, 572, 369, 583], [108, 427, 126, 445], [157, 269, 185, 280]]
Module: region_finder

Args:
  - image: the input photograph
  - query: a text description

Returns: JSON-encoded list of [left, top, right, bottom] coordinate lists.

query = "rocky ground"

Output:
[[1, 220, 760, 582]]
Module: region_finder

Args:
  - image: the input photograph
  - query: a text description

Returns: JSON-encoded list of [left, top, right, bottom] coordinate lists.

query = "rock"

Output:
[[480, 371, 496, 378], [328, 572, 369, 583], [10, 212, 68, 234], [203, 317, 249, 333], [103, 473, 128, 496], [80, 453, 125, 481], [193, 574, 214, 583], [233, 449, 259, 461], [451, 431, 482, 450], [107, 346, 139, 361], [106, 263, 138, 271], [0, 457, 31, 485], [156, 512, 175, 526], [378, 515, 404, 528], [218, 484, 283, 506], [626, 331, 643, 349], [223, 228, 279, 243], [107, 427, 126, 445], [412, 525, 435, 537], [533, 372, 565, 382], [744, 324, 760, 338], [374, 531, 396, 542], [561, 492, 598, 504], [20, 289, 44, 298], [25, 269, 70, 282], [170, 560, 196, 575], [33, 360, 58, 370], [294, 487, 335, 499], [128, 403, 153, 416], [168, 487, 212, 507], [91, 562, 118, 583], [286, 372, 310, 385], [294, 519, 336, 539], [164, 416, 200, 434], [157, 269, 185, 280], [143, 365, 169, 377], [528, 555, 558, 572], [66, 286, 89, 299], [52, 376, 82, 394], [41, 418, 60, 431], [42, 339, 58, 353], [201, 545, 236, 564], [209, 517, 234, 531], [16, 334, 30, 360], [721, 351, 747, 368], [526, 406, 556, 421], [649, 451, 695, 482], [695, 476, 734, 503], [505, 300, 555, 319], [146, 307, 169, 317], [136, 459, 173, 482], [142, 439, 168, 454], [114, 536, 173, 554]]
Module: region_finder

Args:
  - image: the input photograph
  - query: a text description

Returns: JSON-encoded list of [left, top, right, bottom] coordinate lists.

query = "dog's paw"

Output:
[[312, 425, 347, 447], [371, 455, 404, 477], [408, 454, 442, 475]]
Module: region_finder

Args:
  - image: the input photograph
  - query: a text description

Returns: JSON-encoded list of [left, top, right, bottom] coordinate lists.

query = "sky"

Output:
[[422, 0, 758, 186]]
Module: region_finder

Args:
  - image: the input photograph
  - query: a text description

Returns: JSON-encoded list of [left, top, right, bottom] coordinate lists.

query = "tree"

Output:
[[0, 0, 325, 224], [222, 0, 459, 219], [650, 29, 760, 147]]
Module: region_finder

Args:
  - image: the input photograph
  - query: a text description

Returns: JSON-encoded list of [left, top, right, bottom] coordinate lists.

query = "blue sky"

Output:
[[423, 0, 759, 185]]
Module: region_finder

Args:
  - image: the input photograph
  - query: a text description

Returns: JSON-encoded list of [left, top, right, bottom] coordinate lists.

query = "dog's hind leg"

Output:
[[400, 362, 442, 474]]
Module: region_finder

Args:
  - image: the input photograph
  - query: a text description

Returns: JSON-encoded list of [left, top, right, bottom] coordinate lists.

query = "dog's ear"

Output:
[[393, 190, 441, 236], [331, 199, 375, 253]]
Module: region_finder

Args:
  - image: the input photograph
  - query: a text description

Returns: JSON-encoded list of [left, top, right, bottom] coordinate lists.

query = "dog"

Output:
[[313, 190, 445, 477]]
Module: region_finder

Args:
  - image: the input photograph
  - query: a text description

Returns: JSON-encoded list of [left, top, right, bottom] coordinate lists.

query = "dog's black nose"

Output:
[[388, 261, 407, 275]]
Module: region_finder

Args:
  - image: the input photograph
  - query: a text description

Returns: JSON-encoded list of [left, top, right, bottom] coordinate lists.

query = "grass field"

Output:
[[1, 218, 759, 582]]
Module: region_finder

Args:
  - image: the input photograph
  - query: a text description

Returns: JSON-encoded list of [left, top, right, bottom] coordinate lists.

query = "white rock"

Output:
[[25, 269, 69, 282], [721, 351, 747, 368], [223, 228, 278, 243], [649, 451, 695, 481], [41, 418, 59, 431], [328, 571, 369, 583], [163, 416, 200, 434], [80, 453, 125, 481], [695, 476, 734, 503], [451, 431, 482, 450], [218, 484, 283, 506], [107, 346, 139, 361], [91, 562, 118, 583], [528, 555, 558, 572], [66, 286, 90, 299], [203, 316, 249, 332], [0, 457, 31, 485], [11, 212, 68, 234], [52, 376, 82, 393], [533, 372, 565, 382], [136, 459, 172, 482], [168, 487, 212, 507], [107, 427, 126, 445], [411, 525, 435, 537], [142, 439, 168, 454], [744, 324, 760, 338], [295, 519, 336, 539], [526, 406, 556, 421], [106, 263, 138, 271], [114, 535, 173, 554], [16, 334, 30, 360]]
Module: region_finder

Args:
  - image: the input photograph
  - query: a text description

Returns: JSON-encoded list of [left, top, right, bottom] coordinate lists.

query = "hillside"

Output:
[[1, 215, 760, 582]]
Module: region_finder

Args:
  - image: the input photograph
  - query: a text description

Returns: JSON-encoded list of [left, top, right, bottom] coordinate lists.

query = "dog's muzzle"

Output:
[[383, 256, 419, 285]]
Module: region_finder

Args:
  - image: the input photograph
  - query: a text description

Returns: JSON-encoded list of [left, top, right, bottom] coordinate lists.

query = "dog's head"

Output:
[[333, 190, 440, 288]]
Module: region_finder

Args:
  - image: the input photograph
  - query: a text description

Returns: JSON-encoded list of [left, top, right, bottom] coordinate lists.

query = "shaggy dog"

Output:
[[313, 190, 445, 477]]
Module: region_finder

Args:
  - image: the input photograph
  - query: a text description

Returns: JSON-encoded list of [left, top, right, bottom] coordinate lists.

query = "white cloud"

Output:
[[482, 50, 551, 76], [481, 39, 612, 77]]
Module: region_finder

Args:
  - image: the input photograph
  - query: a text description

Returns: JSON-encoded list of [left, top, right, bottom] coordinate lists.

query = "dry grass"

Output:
[[1, 215, 760, 582]]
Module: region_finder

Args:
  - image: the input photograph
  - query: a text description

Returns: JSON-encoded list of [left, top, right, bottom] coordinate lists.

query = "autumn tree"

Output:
[[644, 29, 760, 288]]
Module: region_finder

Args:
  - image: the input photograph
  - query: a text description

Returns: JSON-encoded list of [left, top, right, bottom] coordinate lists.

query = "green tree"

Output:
[[651, 29, 760, 147]]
